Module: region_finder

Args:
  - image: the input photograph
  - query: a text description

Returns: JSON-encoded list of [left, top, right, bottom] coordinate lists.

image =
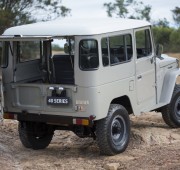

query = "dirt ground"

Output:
[[0, 112, 179, 170]]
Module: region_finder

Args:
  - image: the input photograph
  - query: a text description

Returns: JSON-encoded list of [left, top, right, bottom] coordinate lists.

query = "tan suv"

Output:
[[1, 18, 180, 155]]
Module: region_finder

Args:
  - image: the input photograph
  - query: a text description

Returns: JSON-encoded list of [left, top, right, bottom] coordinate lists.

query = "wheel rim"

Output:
[[111, 115, 126, 146], [174, 96, 180, 118]]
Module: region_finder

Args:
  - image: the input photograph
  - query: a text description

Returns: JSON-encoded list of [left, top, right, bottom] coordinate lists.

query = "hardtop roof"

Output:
[[3, 18, 151, 37]]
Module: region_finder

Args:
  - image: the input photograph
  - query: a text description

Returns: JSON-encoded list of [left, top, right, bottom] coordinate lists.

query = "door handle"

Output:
[[137, 75, 142, 79]]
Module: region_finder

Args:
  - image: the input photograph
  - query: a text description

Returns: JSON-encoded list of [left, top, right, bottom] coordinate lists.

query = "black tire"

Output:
[[161, 84, 180, 128], [18, 121, 54, 150], [18, 122, 32, 148], [96, 104, 130, 156]]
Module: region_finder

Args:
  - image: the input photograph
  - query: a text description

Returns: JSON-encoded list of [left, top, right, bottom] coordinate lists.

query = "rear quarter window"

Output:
[[79, 39, 99, 70]]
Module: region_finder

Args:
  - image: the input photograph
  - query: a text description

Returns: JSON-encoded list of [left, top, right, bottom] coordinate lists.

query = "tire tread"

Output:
[[162, 84, 180, 128], [18, 122, 54, 150], [96, 104, 130, 155]]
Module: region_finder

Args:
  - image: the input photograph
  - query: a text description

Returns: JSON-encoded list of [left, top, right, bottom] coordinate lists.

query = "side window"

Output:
[[17, 41, 41, 62], [79, 39, 99, 70], [126, 34, 133, 60], [109, 35, 124, 64], [101, 38, 109, 66], [136, 29, 152, 59], [101, 34, 133, 66]]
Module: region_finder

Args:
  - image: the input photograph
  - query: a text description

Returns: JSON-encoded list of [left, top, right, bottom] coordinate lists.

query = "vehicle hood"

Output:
[[159, 54, 177, 68]]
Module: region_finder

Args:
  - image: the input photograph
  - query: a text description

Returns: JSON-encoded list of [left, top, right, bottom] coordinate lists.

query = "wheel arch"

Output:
[[159, 69, 180, 104], [110, 95, 133, 115]]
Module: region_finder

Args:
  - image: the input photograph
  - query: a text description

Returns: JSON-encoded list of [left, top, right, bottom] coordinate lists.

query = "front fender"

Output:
[[160, 68, 180, 104]]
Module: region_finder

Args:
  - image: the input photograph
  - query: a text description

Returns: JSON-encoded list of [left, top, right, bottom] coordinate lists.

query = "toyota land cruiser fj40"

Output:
[[0, 18, 180, 155]]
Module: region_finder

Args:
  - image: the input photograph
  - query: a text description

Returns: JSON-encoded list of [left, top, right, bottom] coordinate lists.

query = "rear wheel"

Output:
[[18, 121, 54, 150], [162, 84, 180, 128], [96, 104, 130, 156]]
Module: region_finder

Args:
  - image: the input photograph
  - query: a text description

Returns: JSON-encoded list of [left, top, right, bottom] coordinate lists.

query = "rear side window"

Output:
[[101, 34, 133, 66], [79, 39, 99, 70], [17, 41, 41, 62]]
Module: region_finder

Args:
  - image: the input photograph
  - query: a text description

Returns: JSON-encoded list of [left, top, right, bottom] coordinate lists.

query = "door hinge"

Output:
[[152, 83, 157, 87]]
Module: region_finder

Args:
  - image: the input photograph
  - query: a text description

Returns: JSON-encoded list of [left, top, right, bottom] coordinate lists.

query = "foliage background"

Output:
[[153, 27, 180, 53], [0, 0, 180, 53], [104, 0, 180, 53]]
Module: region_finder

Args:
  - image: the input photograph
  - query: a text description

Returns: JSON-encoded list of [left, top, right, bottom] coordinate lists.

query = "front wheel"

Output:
[[18, 121, 54, 150], [96, 104, 130, 156], [161, 84, 180, 128]]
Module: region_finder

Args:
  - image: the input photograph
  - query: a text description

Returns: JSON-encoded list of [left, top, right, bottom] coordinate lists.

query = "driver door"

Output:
[[135, 27, 156, 106]]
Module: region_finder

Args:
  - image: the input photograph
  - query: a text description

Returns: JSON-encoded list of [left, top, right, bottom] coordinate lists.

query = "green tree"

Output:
[[52, 44, 63, 51], [104, 0, 151, 21], [104, 0, 130, 18], [0, 0, 71, 34], [169, 28, 180, 52], [153, 27, 174, 52], [172, 7, 180, 28], [152, 27, 180, 53], [153, 18, 170, 28]]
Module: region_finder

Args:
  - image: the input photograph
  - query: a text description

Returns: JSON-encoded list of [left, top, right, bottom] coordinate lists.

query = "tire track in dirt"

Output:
[[0, 112, 179, 170]]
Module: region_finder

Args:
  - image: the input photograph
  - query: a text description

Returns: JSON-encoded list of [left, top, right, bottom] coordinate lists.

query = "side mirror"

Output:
[[156, 44, 163, 58], [64, 43, 69, 54]]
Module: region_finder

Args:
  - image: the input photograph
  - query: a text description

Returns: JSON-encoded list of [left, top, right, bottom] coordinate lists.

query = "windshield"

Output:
[[50, 37, 75, 84], [52, 38, 74, 56]]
